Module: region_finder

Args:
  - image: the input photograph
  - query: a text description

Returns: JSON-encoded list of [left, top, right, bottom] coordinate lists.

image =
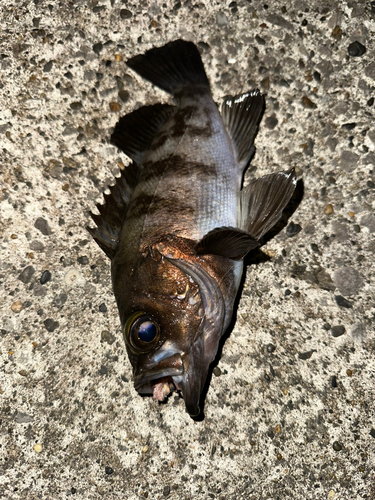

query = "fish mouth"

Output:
[[133, 353, 201, 417], [133, 353, 185, 399], [153, 376, 181, 403], [134, 368, 184, 397]]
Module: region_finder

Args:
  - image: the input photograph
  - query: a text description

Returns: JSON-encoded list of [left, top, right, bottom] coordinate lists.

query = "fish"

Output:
[[88, 40, 297, 417]]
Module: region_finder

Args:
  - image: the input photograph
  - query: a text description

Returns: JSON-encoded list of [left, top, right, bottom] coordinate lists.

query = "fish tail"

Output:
[[126, 40, 210, 95]]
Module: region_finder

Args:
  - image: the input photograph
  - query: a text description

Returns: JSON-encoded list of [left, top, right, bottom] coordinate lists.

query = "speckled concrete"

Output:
[[1, 1, 374, 499]]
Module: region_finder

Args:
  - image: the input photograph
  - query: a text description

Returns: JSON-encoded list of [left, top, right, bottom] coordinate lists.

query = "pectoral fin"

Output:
[[240, 168, 297, 240], [195, 227, 259, 260]]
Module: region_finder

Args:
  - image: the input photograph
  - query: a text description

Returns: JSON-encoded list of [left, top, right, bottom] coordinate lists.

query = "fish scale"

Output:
[[88, 40, 297, 417]]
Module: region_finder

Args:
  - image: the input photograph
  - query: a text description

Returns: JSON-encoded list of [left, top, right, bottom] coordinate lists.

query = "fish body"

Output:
[[89, 40, 296, 417]]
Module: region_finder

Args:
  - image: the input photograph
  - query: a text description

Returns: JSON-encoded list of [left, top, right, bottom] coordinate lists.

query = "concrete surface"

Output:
[[0, 0, 374, 499]]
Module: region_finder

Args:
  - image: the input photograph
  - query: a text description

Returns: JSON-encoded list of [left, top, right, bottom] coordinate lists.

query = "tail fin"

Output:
[[126, 40, 210, 95]]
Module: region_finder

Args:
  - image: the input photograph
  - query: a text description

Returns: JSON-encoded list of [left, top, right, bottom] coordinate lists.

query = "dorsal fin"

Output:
[[195, 227, 259, 260], [126, 39, 210, 95], [110, 103, 175, 164], [240, 169, 297, 240], [87, 163, 139, 259], [221, 90, 265, 167]]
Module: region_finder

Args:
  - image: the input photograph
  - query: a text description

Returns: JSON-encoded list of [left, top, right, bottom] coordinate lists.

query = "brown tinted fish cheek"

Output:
[[113, 254, 201, 341]]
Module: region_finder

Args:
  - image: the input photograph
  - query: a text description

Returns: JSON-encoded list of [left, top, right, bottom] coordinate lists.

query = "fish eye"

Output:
[[124, 311, 160, 353]]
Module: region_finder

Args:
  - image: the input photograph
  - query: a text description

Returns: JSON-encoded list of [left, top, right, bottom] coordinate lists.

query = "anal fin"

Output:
[[240, 168, 297, 240]]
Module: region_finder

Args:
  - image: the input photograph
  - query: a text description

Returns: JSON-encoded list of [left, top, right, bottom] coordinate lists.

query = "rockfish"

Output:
[[88, 40, 296, 417]]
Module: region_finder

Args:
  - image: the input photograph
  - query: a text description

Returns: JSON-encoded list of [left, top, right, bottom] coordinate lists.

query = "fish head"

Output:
[[112, 242, 227, 417]]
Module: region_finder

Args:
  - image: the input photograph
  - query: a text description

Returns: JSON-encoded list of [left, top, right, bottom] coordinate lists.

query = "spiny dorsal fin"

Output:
[[240, 168, 297, 240], [110, 103, 175, 164], [126, 40, 210, 96], [195, 226, 259, 261], [87, 163, 139, 259], [221, 90, 265, 167]]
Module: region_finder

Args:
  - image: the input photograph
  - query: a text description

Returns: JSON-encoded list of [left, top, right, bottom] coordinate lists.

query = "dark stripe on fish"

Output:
[[149, 106, 213, 151], [126, 192, 195, 221], [149, 132, 169, 151], [170, 106, 213, 139], [141, 157, 218, 184]]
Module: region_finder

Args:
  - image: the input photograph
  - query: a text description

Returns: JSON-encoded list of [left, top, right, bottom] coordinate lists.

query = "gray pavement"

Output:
[[0, 1, 374, 499]]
